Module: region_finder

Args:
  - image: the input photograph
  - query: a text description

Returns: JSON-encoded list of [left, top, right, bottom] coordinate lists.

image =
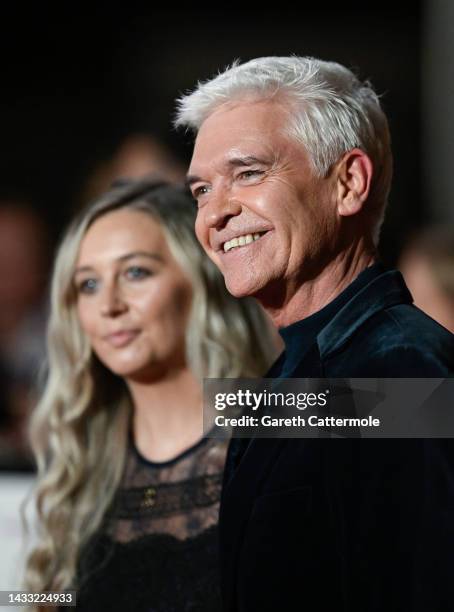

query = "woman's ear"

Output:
[[335, 148, 373, 217]]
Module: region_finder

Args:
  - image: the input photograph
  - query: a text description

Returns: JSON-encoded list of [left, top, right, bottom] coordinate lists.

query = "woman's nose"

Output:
[[100, 284, 127, 317]]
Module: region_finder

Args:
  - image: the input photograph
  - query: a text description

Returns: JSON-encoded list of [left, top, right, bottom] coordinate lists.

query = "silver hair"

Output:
[[175, 56, 393, 244]]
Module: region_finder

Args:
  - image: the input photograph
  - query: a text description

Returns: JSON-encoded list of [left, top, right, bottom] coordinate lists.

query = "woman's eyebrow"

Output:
[[116, 251, 164, 263], [74, 251, 164, 274]]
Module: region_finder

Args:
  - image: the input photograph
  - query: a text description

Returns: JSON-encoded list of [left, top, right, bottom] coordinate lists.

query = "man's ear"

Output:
[[335, 148, 373, 217]]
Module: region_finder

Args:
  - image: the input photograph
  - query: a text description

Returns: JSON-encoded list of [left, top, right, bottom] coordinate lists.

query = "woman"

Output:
[[24, 179, 275, 611]]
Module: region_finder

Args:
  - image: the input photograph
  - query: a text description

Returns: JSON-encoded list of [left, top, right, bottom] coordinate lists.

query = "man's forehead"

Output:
[[188, 101, 290, 175], [198, 99, 286, 138]]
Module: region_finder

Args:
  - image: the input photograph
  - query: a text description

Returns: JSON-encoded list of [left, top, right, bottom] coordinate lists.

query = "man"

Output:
[[176, 57, 454, 611]]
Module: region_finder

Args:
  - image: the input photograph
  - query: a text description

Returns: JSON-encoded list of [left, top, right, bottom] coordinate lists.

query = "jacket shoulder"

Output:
[[324, 303, 454, 377]]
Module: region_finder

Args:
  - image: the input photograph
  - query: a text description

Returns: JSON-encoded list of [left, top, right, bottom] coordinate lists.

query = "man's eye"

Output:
[[193, 185, 210, 198], [77, 278, 99, 294], [238, 169, 263, 180], [125, 266, 151, 280]]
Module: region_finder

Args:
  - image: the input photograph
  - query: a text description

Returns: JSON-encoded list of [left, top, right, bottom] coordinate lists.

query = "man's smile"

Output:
[[222, 231, 268, 253]]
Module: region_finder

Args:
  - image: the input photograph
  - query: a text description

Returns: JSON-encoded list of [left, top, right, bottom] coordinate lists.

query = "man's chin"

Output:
[[224, 275, 262, 299]]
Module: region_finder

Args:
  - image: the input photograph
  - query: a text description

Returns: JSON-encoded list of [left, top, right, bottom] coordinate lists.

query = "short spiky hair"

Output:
[[175, 56, 393, 244]]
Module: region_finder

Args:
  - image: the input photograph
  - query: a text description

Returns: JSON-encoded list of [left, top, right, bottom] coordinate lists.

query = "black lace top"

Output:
[[74, 434, 229, 612]]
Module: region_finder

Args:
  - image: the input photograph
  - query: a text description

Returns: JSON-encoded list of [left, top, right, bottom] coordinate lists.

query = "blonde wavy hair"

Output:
[[23, 178, 276, 598]]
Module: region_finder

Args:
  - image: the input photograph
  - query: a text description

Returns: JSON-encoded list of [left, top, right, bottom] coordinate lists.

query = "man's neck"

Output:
[[262, 250, 377, 328]]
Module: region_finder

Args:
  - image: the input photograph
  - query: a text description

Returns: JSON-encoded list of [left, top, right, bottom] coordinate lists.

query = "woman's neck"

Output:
[[127, 366, 204, 463]]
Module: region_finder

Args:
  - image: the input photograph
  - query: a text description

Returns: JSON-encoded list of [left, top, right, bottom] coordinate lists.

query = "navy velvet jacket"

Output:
[[220, 267, 454, 612]]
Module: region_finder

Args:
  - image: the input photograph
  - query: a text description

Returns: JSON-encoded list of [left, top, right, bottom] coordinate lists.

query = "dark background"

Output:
[[0, 4, 421, 263]]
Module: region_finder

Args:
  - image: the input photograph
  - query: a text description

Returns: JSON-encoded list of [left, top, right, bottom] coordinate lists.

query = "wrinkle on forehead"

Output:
[[189, 100, 301, 179]]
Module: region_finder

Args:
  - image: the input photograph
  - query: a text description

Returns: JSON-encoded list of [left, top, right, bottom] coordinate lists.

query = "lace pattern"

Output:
[[103, 435, 228, 543], [75, 434, 229, 611]]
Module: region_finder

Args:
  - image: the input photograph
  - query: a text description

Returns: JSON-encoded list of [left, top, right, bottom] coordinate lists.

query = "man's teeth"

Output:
[[223, 232, 263, 253]]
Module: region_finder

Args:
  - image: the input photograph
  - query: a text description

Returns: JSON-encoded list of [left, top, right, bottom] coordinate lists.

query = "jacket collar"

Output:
[[317, 269, 413, 359]]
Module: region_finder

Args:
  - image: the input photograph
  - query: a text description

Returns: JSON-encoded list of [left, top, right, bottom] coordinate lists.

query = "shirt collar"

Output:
[[279, 263, 386, 355], [276, 263, 413, 376]]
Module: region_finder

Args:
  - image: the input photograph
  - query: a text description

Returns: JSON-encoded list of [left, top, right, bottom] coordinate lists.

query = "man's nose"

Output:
[[204, 189, 242, 230], [100, 283, 127, 317]]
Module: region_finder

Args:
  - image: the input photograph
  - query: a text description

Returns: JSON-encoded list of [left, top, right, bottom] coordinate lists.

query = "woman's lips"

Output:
[[104, 330, 140, 348]]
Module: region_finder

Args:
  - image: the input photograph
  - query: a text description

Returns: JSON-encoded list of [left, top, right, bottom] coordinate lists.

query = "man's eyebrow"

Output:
[[186, 174, 203, 188], [74, 251, 163, 274], [227, 155, 270, 168], [186, 155, 270, 187]]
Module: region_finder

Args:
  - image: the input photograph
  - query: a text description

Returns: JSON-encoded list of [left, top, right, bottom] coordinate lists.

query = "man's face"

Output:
[[188, 100, 338, 303]]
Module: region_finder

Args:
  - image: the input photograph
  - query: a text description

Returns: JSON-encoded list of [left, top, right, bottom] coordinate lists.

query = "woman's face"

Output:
[[75, 208, 193, 381]]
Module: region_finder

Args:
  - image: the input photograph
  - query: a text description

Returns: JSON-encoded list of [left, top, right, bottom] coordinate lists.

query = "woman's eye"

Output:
[[77, 278, 99, 294], [125, 266, 151, 280]]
